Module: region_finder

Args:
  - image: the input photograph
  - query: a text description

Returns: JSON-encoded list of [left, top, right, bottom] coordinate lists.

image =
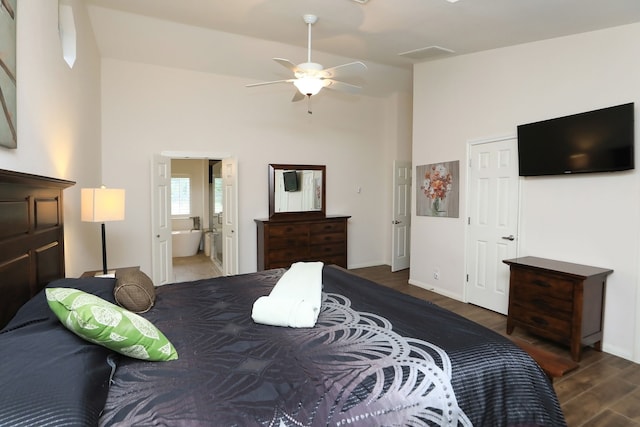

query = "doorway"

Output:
[[170, 159, 223, 282], [151, 153, 238, 285]]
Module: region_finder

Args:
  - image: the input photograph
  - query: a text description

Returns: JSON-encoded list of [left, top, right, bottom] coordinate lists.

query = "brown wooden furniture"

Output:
[[0, 169, 74, 329], [504, 256, 613, 362], [255, 216, 349, 271], [509, 337, 579, 381], [80, 266, 140, 278]]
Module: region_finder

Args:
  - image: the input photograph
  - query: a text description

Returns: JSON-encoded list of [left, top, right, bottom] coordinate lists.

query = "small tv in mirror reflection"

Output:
[[283, 171, 299, 192]]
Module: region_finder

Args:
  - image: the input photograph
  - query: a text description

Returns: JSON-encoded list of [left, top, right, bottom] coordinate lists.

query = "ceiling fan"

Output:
[[246, 14, 367, 103]]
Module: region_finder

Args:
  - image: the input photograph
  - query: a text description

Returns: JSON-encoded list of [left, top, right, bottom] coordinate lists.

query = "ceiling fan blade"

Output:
[[319, 61, 367, 78], [246, 79, 294, 88], [291, 91, 306, 102], [323, 79, 362, 94], [273, 58, 300, 73]]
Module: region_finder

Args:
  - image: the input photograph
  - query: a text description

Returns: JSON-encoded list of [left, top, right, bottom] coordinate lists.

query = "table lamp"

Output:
[[81, 186, 125, 277]]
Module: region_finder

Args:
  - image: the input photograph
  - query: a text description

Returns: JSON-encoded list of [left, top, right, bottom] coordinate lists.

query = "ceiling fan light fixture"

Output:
[[293, 77, 324, 96]]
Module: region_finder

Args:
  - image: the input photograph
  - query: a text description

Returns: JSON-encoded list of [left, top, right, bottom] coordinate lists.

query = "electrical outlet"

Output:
[[433, 270, 440, 280]]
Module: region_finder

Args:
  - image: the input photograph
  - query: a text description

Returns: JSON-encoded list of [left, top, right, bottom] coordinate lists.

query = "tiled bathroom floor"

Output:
[[172, 252, 222, 283]]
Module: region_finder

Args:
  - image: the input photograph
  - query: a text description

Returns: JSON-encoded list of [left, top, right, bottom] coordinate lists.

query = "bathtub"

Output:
[[172, 229, 203, 257]]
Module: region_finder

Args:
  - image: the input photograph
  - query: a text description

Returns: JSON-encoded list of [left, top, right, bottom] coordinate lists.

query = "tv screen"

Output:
[[517, 103, 634, 176]]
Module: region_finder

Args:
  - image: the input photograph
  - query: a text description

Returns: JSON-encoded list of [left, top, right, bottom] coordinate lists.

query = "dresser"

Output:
[[503, 256, 613, 361], [255, 216, 349, 271]]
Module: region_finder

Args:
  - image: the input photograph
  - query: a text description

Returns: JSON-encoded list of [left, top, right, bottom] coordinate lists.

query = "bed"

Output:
[[0, 169, 566, 426]]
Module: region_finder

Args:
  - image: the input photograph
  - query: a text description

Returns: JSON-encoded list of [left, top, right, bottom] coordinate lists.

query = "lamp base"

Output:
[[94, 270, 116, 278]]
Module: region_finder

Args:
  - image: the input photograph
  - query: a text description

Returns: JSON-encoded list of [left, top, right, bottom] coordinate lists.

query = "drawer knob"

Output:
[[532, 316, 548, 326], [532, 279, 550, 288]]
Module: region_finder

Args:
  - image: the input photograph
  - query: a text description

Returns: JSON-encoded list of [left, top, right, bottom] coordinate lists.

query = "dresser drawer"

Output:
[[256, 216, 350, 271], [267, 235, 309, 249], [309, 232, 345, 246], [310, 221, 345, 234], [268, 247, 310, 264], [268, 223, 309, 237], [310, 242, 345, 258], [511, 269, 575, 300]]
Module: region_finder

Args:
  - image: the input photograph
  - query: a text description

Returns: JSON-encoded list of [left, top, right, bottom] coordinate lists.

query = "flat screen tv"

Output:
[[517, 103, 634, 176]]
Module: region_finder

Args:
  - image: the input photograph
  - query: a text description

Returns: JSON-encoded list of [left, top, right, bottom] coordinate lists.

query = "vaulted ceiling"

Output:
[[85, 0, 640, 69], [83, 0, 640, 98]]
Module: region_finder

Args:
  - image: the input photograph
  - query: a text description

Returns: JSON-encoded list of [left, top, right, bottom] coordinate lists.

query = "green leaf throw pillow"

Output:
[[46, 287, 178, 362]]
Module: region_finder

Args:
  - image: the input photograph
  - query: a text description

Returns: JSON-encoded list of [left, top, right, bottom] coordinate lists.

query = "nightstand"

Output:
[[504, 256, 612, 362], [80, 266, 140, 279]]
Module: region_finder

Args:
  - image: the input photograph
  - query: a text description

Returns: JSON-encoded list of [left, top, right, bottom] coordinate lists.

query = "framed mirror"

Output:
[[269, 164, 326, 220]]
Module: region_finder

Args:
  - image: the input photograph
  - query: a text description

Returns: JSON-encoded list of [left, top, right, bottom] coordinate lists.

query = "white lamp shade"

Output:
[[81, 187, 125, 222], [293, 77, 324, 96]]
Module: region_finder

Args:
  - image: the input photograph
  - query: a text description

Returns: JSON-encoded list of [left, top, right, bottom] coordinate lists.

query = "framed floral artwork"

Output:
[[416, 161, 459, 218], [0, 0, 16, 149]]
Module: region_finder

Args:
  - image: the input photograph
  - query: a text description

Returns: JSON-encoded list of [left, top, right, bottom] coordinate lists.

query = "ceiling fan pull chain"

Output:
[[307, 95, 312, 114]]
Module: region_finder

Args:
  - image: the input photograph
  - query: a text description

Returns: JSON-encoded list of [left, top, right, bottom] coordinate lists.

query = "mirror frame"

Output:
[[268, 164, 326, 220]]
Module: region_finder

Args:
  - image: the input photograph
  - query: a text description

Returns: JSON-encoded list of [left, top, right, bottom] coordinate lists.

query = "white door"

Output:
[[466, 138, 519, 314], [151, 154, 172, 285], [391, 161, 411, 272], [222, 157, 238, 275]]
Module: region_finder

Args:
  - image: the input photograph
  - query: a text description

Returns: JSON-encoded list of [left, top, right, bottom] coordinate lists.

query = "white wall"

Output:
[[0, 1, 102, 277], [100, 58, 408, 275], [412, 23, 640, 361]]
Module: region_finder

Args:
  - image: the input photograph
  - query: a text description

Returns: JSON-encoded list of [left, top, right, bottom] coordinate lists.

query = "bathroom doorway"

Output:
[[152, 153, 238, 284], [170, 158, 223, 282]]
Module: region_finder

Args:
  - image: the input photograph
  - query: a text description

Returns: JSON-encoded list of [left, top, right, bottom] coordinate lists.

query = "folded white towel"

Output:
[[251, 261, 323, 328], [251, 296, 319, 328]]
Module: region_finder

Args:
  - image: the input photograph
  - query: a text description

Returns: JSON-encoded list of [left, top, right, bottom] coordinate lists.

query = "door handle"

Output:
[[392, 220, 402, 224], [501, 235, 515, 241]]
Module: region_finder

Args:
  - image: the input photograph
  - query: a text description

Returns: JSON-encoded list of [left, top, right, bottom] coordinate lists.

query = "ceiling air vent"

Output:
[[398, 46, 455, 60]]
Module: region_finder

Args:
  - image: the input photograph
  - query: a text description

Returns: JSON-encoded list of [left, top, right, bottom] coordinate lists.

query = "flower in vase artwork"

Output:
[[416, 161, 459, 218]]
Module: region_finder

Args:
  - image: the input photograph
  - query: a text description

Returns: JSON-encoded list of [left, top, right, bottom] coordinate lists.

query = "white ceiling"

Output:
[[84, 0, 640, 70]]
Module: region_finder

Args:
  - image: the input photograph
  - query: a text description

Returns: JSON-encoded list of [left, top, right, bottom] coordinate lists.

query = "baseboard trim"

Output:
[[408, 278, 464, 302]]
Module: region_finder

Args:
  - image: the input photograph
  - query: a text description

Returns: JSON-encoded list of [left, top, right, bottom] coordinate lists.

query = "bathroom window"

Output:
[[171, 176, 191, 215]]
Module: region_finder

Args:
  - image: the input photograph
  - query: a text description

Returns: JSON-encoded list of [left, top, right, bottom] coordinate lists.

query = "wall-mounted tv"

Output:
[[517, 103, 634, 177]]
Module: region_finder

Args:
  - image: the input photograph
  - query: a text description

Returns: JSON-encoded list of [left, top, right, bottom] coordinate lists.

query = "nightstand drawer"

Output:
[[511, 269, 575, 300], [510, 284, 573, 317], [509, 306, 571, 339]]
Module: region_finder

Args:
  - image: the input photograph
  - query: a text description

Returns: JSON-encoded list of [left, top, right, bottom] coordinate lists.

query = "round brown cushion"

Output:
[[114, 269, 155, 313]]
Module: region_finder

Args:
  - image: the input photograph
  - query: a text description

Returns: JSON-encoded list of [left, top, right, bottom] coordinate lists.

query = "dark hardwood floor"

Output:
[[349, 265, 640, 427]]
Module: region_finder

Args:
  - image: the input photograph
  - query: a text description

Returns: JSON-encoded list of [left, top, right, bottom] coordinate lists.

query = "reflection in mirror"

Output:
[[274, 169, 323, 212], [269, 164, 326, 219]]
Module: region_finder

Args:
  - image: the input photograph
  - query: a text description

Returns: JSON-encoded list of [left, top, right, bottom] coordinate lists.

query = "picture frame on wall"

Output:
[[416, 161, 460, 218], [0, 0, 16, 149]]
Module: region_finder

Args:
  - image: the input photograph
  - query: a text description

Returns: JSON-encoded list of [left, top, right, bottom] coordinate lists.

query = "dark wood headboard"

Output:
[[0, 169, 74, 329]]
